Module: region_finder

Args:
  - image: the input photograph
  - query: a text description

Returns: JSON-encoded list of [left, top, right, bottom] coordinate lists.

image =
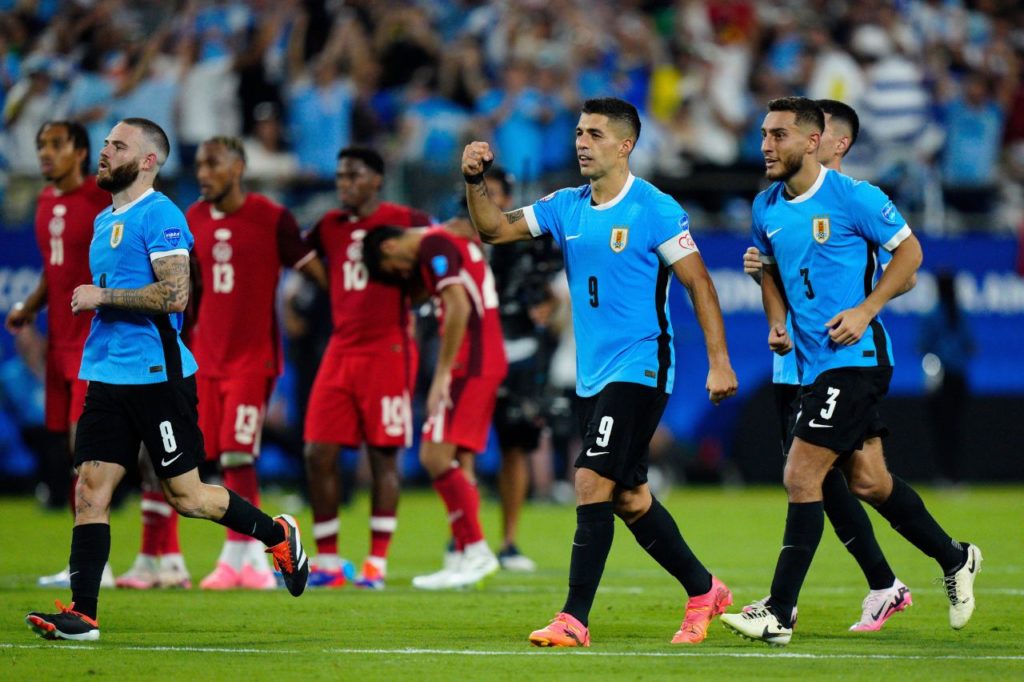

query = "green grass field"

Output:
[[1, 485, 1022, 680]]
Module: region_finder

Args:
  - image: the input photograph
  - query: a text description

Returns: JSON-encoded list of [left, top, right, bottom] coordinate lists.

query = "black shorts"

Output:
[[792, 367, 891, 457], [574, 382, 668, 489], [75, 376, 205, 479], [773, 383, 800, 456]]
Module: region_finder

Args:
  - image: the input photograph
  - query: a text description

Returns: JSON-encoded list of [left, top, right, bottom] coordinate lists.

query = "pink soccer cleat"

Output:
[[850, 579, 912, 632], [199, 562, 241, 590], [672, 575, 733, 644], [239, 564, 278, 590], [529, 612, 590, 648]]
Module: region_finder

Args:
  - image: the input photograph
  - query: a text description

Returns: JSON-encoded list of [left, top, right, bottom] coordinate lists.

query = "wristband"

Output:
[[464, 172, 485, 185]]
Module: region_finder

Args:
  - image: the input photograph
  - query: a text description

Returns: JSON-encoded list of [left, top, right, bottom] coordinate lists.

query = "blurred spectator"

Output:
[[285, 14, 355, 180], [243, 101, 299, 183], [2, 55, 68, 172], [476, 60, 546, 182], [939, 71, 1007, 221], [919, 271, 974, 485], [0, 325, 48, 488]]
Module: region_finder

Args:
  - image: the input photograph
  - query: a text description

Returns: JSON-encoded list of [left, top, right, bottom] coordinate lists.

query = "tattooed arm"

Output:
[[71, 254, 190, 315], [462, 141, 534, 245]]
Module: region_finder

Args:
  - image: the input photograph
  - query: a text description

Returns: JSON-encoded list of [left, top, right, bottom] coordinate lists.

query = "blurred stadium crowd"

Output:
[[2, 0, 1024, 232]]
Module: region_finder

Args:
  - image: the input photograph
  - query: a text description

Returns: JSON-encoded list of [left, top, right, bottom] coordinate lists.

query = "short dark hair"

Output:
[[338, 146, 385, 175], [361, 225, 407, 284], [581, 97, 641, 142], [202, 135, 247, 164], [815, 99, 859, 154], [120, 117, 171, 167], [767, 96, 824, 133], [37, 120, 91, 175]]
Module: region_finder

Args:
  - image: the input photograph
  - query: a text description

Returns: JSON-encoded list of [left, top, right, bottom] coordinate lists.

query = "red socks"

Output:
[[432, 467, 483, 549], [223, 465, 261, 542]]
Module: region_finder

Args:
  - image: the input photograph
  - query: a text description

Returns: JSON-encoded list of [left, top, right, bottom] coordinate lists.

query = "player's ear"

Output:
[[620, 136, 635, 157]]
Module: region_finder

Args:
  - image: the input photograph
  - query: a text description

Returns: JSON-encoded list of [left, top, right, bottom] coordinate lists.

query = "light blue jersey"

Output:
[[771, 247, 892, 386], [752, 167, 910, 386], [524, 174, 700, 397], [80, 189, 198, 385]]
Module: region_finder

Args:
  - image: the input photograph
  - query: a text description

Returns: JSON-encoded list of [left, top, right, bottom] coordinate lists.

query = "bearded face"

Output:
[[97, 157, 140, 193]]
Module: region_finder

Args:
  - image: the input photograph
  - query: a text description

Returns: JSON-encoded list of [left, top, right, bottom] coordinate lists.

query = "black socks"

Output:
[[215, 489, 284, 547], [626, 497, 712, 596], [562, 502, 614, 626], [822, 468, 896, 590], [875, 475, 965, 574], [70, 523, 110, 620], [768, 501, 824, 628]]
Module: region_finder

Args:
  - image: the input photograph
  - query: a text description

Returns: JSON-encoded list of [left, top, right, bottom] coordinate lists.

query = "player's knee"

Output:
[[303, 442, 334, 466], [782, 467, 821, 502], [848, 476, 889, 505]]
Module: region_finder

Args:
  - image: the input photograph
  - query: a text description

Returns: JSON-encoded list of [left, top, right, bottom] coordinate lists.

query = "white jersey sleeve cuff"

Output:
[[882, 225, 912, 252], [657, 231, 700, 265], [149, 248, 189, 262], [522, 205, 542, 238]]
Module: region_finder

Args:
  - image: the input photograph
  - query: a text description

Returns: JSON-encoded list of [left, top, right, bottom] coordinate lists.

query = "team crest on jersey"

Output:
[[812, 216, 830, 244], [610, 226, 629, 253], [110, 222, 124, 248]]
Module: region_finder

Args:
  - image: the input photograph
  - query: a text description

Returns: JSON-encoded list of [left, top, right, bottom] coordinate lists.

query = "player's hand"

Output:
[[71, 285, 103, 314], [706, 365, 738, 405], [462, 141, 494, 179], [743, 247, 762, 276], [768, 324, 792, 355], [426, 371, 453, 418], [4, 303, 34, 334], [825, 306, 871, 345]]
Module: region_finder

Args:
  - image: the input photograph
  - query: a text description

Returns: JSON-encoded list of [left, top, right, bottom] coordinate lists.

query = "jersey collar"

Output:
[[591, 173, 635, 211], [112, 187, 155, 215], [785, 165, 829, 204]]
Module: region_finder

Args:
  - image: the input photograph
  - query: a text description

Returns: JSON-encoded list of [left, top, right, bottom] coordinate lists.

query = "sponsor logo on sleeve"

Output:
[[881, 200, 898, 224], [163, 227, 182, 246], [431, 255, 449, 277], [539, 192, 556, 202], [678, 214, 689, 231]]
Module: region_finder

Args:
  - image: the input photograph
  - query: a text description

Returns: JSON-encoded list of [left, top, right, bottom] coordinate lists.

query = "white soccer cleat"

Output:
[[498, 546, 537, 573], [38, 566, 71, 588], [157, 554, 192, 589], [849, 579, 912, 632], [411, 552, 464, 591], [742, 595, 797, 627], [100, 562, 115, 588], [943, 544, 982, 630], [449, 542, 499, 588], [115, 555, 160, 589], [721, 605, 793, 646]]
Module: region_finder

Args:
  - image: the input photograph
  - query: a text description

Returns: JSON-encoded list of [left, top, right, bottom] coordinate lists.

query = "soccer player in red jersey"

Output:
[[5, 121, 113, 588], [363, 222, 508, 590], [303, 147, 430, 589]]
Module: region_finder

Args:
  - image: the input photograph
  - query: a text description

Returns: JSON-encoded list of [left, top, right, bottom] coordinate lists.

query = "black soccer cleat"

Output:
[[266, 514, 309, 597], [26, 601, 100, 641]]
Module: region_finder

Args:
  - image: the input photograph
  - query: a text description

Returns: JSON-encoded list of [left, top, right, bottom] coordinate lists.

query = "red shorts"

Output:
[[304, 345, 418, 448], [45, 348, 87, 432], [197, 373, 275, 460], [422, 374, 502, 454]]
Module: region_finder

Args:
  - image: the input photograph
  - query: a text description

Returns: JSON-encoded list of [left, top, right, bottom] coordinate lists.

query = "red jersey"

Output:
[[419, 227, 507, 379], [307, 202, 430, 354], [35, 176, 109, 352], [187, 193, 314, 378]]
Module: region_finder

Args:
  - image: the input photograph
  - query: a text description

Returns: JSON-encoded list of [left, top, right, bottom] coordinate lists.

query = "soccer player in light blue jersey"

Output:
[[25, 119, 309, 643], [462, 97, 738, 648], [721, 97, 980, 647], [741, 100, 915, 633]]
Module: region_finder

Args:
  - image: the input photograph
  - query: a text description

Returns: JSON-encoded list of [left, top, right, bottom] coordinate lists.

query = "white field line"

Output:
[[1, 643, 1022, 661]]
